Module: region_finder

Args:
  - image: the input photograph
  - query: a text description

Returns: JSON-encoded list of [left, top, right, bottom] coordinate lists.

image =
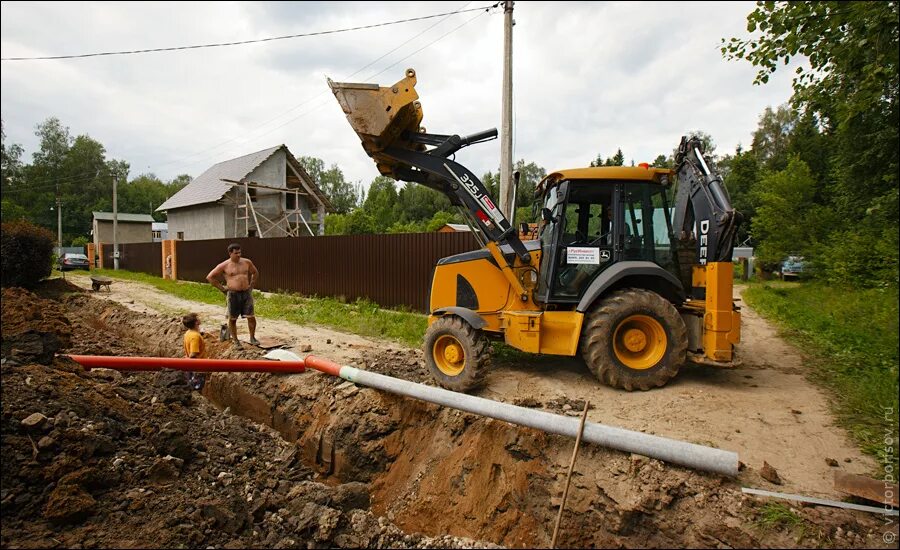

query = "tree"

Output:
[[724, 1, 899, 284], [750, 156, 822, 265], [605, 148, 625, 166], [650, 154, 670, 168], [395, 182, 452, 223], [297, 156, 359, 214], [362, 176, 398, 233], [481, 159, 547, 219], [751, 105, 796, 172], [722, 149, 760, 245]]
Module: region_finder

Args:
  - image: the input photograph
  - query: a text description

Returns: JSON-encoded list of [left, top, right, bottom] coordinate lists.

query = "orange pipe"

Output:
[[303, 355, 343, 377], [64, 354, 305, 373]]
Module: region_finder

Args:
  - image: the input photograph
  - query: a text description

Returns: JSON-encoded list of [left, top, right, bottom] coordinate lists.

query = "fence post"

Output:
[[98, 243, 105, 270], [161, 239, 178, 281], [159, 240, 169, 279], [87, 243, 96, 269]]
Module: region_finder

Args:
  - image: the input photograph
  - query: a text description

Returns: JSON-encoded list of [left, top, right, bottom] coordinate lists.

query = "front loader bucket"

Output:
[[328, 68, 425, 176]]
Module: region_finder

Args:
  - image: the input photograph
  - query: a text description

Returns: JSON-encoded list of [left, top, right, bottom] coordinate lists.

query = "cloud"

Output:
[[1, 1, 795, 190]]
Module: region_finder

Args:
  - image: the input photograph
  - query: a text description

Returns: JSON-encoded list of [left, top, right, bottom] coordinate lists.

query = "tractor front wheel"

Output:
[[581, 288, 687, 391], [423, 316, 491, 392]]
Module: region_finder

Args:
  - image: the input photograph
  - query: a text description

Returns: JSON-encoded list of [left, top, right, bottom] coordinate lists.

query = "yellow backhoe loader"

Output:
[[329, 69, 741, 391]]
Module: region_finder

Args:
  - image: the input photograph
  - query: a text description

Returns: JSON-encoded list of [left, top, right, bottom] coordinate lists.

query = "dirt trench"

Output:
[[1, 279, 895, 548]]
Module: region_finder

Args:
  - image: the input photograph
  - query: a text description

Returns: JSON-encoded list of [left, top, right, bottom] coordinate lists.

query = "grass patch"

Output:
[[755, 502, 807, 538], [743, 280, 899, 476], [89, 269, 428, 348]]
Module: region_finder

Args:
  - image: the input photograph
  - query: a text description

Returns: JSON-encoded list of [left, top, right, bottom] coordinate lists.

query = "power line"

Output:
[[3, 3, 496, 192], [143, 1, 487, 172], [1, 4, 499, 62], [148, 2, 493, 175]]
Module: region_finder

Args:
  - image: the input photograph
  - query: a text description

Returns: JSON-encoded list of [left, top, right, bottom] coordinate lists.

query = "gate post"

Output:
[[161, 239, 178, 280]]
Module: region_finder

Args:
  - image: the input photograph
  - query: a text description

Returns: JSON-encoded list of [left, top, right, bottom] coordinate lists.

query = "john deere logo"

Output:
[[600, 250, 611, 262]]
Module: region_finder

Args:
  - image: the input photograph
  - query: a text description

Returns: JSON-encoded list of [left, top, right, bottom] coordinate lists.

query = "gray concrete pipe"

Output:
[[303, 356, 739, 477]]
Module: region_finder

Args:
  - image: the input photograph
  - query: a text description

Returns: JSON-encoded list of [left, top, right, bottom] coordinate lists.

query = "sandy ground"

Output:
[[64, 272, 877, 499]]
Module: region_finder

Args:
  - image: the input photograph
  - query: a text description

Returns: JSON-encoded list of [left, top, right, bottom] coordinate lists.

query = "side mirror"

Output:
[[541, 207, 553, 223], [520, 222, 529, 235]]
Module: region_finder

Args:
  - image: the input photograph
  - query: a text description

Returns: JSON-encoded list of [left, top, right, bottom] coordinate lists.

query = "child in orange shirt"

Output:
[[182, 313, 207, 390]]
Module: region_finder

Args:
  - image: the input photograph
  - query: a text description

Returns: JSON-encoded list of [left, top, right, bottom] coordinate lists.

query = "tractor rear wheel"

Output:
[[423, 316, 491, 392], [580, 288, 687, 391]]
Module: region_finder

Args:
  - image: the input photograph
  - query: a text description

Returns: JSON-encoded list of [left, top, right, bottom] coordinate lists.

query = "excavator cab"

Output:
[[329, 68, 741, 393], [534, 172, 682, 305]]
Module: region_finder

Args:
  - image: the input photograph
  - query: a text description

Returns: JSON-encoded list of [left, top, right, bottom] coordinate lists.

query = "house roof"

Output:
[[93, 212, 155, 223], [156, 145, 333, 212], [151, 222, 168, 231], [442, 223, 471, 232]]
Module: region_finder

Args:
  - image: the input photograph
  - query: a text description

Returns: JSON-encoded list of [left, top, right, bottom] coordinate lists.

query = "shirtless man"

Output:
[[206, 243, 260, 349]]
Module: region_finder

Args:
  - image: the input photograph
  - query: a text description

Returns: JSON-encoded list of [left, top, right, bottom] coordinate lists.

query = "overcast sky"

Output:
[[1, 1, 797, 191]]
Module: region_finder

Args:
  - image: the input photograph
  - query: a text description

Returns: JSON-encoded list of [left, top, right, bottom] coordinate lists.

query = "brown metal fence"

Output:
[[100, 242, 162, 276], [171, 233, 481, 312]]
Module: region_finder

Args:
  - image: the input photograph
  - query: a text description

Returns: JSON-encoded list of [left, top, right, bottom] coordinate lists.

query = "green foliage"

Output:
[[744, 281, 899, 475], [722, 2, 898, 124], [722, 149, 759, 244], [297, 156, 360, 214], [118, 173, 187, 222], [1, 219, 55, 288], [751, 105, 795, 172], [590, 148, 625, 167], [750, 156, 822, 264], [70, 236, 90, 248], [650, 154, 670, 168], [324, 212, 349, 235], [481, 159, 547, 211], [361, 176, 397, 233], [344, 209, 377, 235], [1, 117, 190, 245], [813, 226, 900, 287], [724, 2, 898, 285], [424, 211, 458, 232]]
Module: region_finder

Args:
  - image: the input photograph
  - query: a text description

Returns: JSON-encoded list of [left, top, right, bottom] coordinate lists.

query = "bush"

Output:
[[814, 226, 899, 287], [71, 236, 90, 249], [1, 220, 56, 288]]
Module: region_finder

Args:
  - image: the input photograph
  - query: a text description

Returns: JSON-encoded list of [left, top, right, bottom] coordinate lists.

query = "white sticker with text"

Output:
[[566, 247, 600, 265]]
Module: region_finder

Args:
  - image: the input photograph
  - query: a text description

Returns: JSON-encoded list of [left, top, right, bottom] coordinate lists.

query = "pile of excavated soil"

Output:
[[0, 282, 494, 549], [1, 278, 895, 549]]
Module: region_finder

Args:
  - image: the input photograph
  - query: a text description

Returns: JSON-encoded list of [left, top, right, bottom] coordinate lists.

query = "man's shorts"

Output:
[[226, 289, 255, 318]]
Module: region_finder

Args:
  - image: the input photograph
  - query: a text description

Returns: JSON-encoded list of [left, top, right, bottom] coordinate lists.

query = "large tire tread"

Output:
[[423, 316, 491, 392], [580, 288, 687, 391]]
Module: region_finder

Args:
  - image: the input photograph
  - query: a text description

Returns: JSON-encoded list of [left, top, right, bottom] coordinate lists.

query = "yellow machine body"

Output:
[[330, 67, 741, 390], [428, 244, 584, 357], [681, 262, 741, 365]]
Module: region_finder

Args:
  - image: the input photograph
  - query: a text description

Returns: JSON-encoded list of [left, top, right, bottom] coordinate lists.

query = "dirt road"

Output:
[[64, 272, 876, 500]]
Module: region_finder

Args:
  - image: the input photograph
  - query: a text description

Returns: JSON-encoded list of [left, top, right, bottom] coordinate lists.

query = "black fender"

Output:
[[431, 306, 487, 330], [576, 261, 685, 313]]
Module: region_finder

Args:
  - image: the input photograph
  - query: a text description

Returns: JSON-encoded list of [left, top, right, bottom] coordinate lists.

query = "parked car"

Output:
[[59, 252, 90, 271], [779, 255, 805, 280]]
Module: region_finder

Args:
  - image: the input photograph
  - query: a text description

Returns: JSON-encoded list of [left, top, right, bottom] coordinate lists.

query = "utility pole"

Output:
[[55, 184, 62, 254], [499, 0, 515, 222], [113, 172, 119, 270]]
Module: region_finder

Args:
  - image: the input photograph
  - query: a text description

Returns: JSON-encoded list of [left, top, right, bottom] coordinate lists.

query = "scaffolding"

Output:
[[223, 178, 320, 238]]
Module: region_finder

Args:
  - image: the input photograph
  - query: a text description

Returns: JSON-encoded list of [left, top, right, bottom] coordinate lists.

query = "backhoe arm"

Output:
[[672, 135, 742, 365], [672, 136, 741, 264]]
